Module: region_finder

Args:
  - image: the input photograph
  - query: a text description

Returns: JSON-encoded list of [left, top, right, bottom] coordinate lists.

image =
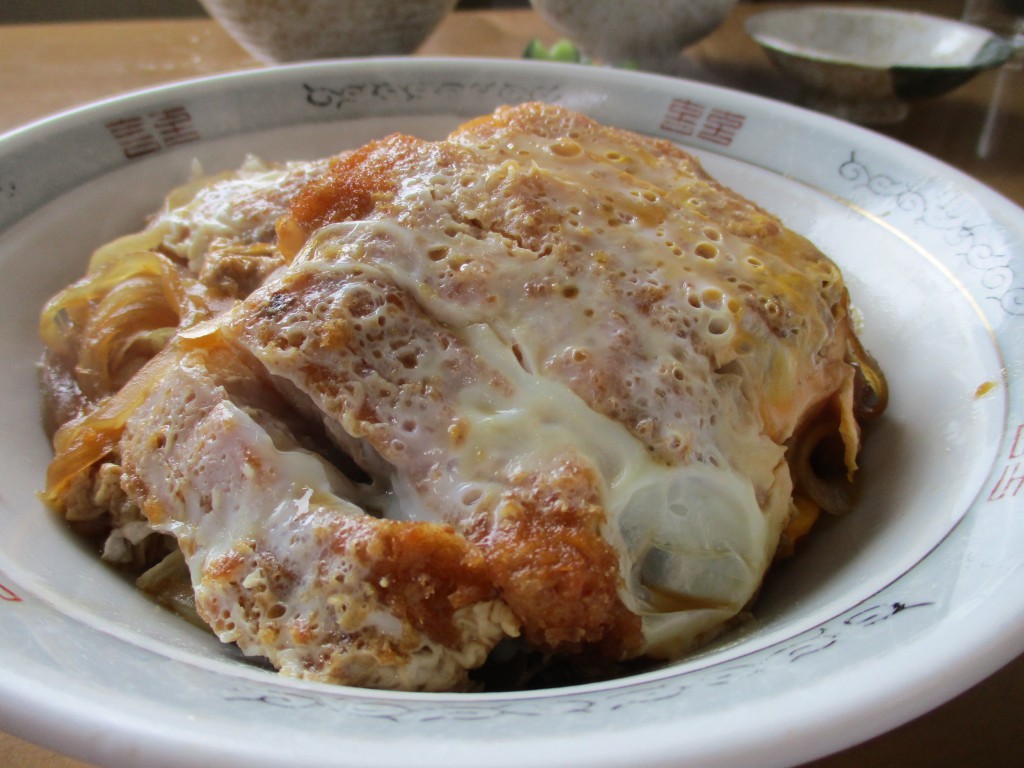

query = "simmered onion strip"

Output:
[[789, 412, 858, 517], [784, 329, 887, 528], [41, 251, 216, 402], [848, 333, 888, 421], [43, 347, 177, 505], [135, 549, 210, 630]]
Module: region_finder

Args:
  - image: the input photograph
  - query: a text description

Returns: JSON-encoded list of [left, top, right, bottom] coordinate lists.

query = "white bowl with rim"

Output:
[[1, 57, 1023, 768]]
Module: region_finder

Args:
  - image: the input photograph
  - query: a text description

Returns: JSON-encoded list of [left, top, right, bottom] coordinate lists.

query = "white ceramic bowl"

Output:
[[198, 0, 457, 63], [529, 0, 738, 70], [1, 59, 1023, 768], [746, 5, 1014, 123]]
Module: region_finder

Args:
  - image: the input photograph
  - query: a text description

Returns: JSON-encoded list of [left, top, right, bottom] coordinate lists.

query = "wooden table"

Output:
[[1, 3, 1022, 767]]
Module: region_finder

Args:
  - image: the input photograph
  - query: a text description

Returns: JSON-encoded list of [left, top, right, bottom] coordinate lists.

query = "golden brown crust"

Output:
[[359, 518, 499, 648], [479, 458, 644, 657], [285, 136, 429, 243]]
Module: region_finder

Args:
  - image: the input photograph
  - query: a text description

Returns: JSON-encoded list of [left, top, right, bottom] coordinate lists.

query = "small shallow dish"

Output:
[[746, 5, 1015, 123], [0, 59, 1023, 768]]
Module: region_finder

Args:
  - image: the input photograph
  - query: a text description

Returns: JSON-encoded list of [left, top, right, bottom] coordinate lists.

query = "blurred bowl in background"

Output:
[[528, 0, 738, 71], [198, 0, 457, 64], [746, 5, 1014, 124]]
